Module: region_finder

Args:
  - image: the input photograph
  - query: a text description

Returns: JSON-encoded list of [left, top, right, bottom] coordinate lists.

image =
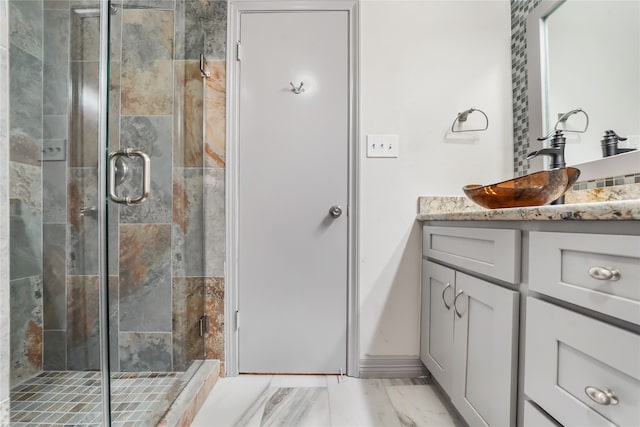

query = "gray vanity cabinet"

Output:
[[421, 257, 519, 427], [525, 297, 640, 427], [452, 271, 519, 427], [526, 230, 640, 427], [420, 260, 455, 396], [529, 231, 640, 325], [421, 221, 640, 427]]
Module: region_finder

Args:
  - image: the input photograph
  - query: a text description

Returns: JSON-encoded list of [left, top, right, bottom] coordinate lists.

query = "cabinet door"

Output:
[[452, 272, 519, 427], [420, 260, 455, 395]]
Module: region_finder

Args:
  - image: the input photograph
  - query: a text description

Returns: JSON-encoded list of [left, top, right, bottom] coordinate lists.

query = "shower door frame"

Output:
[[97, 1, 113, 425], [225, 0, 360, 377]]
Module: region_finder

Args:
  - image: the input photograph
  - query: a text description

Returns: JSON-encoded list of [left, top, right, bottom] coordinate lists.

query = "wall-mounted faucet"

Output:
[[526, 130, 567, 169]]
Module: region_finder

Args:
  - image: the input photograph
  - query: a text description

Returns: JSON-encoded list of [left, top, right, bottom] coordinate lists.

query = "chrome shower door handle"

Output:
[[109, 148, 151, 205]]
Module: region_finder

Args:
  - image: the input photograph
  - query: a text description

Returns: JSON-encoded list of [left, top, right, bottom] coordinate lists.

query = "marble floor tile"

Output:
[[191, 375, 273, 427], [381, 377, 431, 387], [194, 375, 459, 427], [270, 375, 329, 388], [385, 384, 464, 427], [328, 377, 402, 427], [260, 387, 330, 427]]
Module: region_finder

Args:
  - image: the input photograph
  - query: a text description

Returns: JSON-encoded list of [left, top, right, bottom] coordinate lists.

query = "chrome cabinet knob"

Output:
[[585, 386, 619, 406], [329, 205, 343, 218], [588, 266, 621, 281]]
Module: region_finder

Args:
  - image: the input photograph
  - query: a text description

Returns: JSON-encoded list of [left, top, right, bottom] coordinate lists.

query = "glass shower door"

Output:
[[7, 0, 111, 425], [106, 1, 207, 425], [6, 0, 209, 424]]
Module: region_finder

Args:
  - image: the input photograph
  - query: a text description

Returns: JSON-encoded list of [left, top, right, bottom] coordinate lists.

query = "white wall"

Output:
[[359, 0, 513, 358]]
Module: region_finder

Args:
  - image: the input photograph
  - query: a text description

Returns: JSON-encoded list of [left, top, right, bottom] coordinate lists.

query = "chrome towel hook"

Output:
[[290, 81, 305, 94]]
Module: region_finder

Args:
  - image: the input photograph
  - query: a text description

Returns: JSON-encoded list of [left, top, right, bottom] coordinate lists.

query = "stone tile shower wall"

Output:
[[6, 0, 228, 380], [38, 0, 109, 372], [108, 0, 227, 374], [1, 0, 11, 420], [8, 0, 45, 387]]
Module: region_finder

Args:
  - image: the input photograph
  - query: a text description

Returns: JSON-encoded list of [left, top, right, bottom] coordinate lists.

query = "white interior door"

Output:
[[237, 10, 350, 374]]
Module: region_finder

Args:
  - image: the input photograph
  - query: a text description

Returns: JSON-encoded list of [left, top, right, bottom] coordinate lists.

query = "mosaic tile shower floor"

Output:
[[10, 370, 183, 427]]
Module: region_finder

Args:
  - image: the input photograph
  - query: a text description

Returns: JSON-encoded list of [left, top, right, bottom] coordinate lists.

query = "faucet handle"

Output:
[[537, 129, 565, 142], [602, 130, 627, 142]]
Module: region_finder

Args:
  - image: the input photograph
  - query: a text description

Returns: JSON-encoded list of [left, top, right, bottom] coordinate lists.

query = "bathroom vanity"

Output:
[[417, 199, 640, 427]]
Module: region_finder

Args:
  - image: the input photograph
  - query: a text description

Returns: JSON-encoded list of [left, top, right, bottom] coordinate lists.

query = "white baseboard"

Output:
[[359, 356, 428, 379]]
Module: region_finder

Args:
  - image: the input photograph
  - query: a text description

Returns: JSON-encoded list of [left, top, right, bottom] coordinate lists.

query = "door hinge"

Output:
[[236, 42, 241, 61], [198, 315, 210, 337], [235, 310, 240, 330]]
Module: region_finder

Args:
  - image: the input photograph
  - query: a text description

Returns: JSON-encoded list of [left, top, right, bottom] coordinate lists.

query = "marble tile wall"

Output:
[[8, 0, 44, 387], [1, 0, 11, 415]]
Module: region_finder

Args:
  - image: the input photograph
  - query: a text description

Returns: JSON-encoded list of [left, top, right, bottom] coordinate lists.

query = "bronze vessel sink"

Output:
[[463, 167, 581, 209]]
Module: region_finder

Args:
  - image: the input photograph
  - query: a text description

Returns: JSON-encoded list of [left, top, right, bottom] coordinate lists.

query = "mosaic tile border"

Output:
[[511, 0, 541, 177], [571, 173, 640, 191]]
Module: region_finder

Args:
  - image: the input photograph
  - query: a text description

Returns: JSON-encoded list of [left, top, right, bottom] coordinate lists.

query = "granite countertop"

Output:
[[417, 195, 640, 221], [418, 182, 640, 221]]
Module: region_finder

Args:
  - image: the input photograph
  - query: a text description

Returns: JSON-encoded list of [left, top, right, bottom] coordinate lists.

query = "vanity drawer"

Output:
[[525, 298, 640, 427], [529, 231, 640, 325], [523, 401, 561, 427], [423, 226, 521, 283]]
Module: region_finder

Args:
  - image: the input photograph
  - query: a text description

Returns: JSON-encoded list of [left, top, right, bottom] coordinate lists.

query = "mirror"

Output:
[[527, 0, 640, 180]]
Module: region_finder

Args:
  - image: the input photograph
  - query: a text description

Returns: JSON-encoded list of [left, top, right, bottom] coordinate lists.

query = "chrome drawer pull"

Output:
[[588, 266, 621, 281], [441, 283, 452, 310], [453, 290, 464, 318], [585, 386, 619, 406]]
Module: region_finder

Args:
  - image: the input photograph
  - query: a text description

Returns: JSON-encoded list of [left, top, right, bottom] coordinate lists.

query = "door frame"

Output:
[[225, 0, 360, 377]]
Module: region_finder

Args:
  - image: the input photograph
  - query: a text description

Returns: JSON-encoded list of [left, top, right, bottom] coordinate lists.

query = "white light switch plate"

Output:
[[367, 134, 399, 158]]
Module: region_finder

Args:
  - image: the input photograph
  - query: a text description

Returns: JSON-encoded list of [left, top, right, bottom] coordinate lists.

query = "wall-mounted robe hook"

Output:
[[290, 81, 305, 94]]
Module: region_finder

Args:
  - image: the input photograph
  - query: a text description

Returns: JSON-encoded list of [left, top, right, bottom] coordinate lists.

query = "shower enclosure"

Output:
[[4, 0, 226, 425]]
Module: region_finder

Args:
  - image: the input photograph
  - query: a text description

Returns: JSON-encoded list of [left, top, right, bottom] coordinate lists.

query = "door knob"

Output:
[[329, 205, 343, 218]]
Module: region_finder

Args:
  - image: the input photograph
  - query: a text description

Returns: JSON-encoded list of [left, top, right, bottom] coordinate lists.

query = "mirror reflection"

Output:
[[543, 0, 640, 165]]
